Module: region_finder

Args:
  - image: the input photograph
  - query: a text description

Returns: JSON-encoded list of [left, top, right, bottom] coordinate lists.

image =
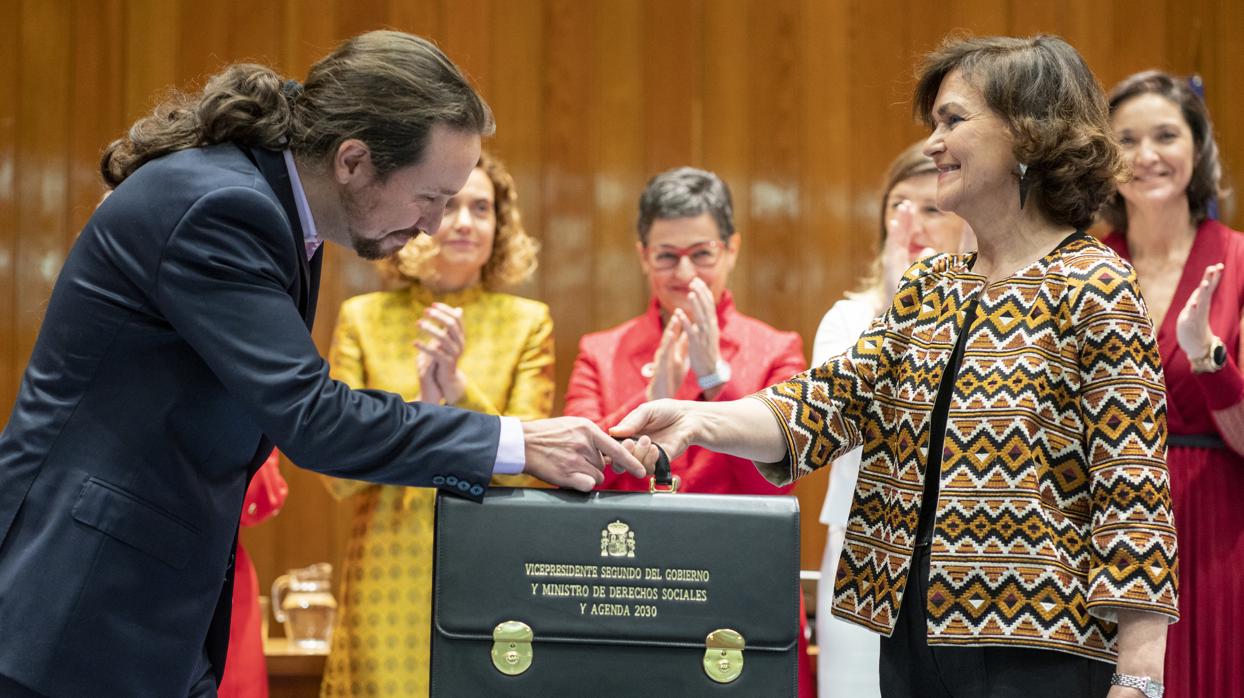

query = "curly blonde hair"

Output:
[[914, 34, 1126, 230], [380, 150, 538, 290]]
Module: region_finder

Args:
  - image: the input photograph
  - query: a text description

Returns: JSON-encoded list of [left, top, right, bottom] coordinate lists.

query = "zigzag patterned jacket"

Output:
[[755, 234, 1178, 661]]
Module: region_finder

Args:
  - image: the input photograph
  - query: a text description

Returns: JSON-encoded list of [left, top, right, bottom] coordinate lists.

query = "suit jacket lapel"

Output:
[[305, 247, 323, 329], [242, 145, 315, 325]]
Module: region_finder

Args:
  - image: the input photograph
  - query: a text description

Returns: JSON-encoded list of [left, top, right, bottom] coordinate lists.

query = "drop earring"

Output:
[[1017, 163, 1030, 209]]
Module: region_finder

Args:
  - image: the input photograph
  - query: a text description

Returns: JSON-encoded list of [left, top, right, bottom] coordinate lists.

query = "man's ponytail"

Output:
[[100, 64, 293, 188]]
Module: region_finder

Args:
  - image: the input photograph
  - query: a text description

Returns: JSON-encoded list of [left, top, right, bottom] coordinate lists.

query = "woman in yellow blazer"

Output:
[[320, 152, 550, 697]]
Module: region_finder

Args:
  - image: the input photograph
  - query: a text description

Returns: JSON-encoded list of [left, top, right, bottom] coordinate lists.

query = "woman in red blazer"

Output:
[[565, 167, 806, 494], [563, 167, 813, 695]]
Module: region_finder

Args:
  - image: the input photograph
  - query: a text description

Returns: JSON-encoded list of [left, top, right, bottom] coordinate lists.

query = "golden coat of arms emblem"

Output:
[[600, 520, 636, 558]]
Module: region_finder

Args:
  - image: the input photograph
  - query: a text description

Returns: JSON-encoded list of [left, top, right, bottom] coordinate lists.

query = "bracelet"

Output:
[[696, 359, 732, 391]]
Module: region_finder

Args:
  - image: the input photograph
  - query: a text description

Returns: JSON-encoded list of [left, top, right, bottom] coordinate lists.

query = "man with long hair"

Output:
[[0, 31, 646, 697]]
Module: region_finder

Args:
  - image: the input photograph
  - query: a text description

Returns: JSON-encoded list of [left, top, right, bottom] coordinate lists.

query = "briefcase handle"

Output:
[[648, 444, 678, 494], [613, 439, 678, 493]]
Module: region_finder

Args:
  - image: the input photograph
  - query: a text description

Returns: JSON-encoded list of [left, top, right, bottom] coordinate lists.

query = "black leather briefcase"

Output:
[[430, 486, 800, 696]]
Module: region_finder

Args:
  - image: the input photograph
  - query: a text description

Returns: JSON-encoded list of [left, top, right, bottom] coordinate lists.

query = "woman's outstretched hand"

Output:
[[610, 399, 698, 471]]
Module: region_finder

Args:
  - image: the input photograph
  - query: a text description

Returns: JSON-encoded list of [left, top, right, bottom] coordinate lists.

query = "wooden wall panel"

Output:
[[67, 0, 122, 250], [123, 0, 181, 120], [3, 0, 1244, 613], [745, 0, 802, 336], [589, 1, 646, 329], [442, 0, 492, 92], [0, 0, 19, 412], [485, 0, 545, 301], [14, 1, 71, 385], [701, 0, 751, 309], [641, 0, 702, 172], [542, 0, 597, 412]]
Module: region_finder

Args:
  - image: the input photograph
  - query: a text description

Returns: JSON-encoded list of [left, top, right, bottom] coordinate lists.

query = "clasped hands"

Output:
[[415, 302, 468, 405], [522, 399, 701, 494]]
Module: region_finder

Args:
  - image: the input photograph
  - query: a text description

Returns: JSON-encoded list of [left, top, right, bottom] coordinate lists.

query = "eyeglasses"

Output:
[[645, 240, 725, 271]]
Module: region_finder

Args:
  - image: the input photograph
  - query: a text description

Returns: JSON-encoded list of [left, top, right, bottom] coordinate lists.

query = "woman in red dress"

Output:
[[1100, 71, 1244, 698]]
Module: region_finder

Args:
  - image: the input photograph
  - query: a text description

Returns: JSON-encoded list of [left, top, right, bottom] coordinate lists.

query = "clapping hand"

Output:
[[881, 200, 934, 297], [415, 303, 468, 405], [1176, 263, 1224, 360], [647, 310, 690, 400], [684, 278, 721, 381]]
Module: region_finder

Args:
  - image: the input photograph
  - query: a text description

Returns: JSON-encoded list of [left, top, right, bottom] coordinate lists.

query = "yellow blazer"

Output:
[[320, 282, 553, 697]]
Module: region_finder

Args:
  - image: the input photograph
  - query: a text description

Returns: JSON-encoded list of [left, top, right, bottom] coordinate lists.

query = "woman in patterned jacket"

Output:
[[614, 35, 1178, 698], [320, 151, 551, 697], [811, 141, 973, 698]]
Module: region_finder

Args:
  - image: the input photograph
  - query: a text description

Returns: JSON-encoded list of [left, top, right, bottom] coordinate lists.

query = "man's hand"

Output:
[[521, 417, 650, 492]]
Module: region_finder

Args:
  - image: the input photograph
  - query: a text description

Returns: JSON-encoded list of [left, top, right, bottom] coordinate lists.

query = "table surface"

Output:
[[264, 637, 328, 677]]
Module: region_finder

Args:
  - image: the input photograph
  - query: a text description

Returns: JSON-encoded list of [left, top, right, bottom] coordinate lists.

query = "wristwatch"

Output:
[[1189, 335, 1227, 374], [1110, 673, 1164, 698], [696, 359, 732, 391]]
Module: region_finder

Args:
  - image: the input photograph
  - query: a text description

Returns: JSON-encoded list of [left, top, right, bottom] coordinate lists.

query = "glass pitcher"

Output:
[[271, 562, 337, 651]]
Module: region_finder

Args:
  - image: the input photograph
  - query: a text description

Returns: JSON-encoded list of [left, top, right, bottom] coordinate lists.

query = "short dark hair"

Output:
[[636, 167, 735, 244], [1100, 70, 1229, 230], [913, 34, 1125, 230], [102, 30, 494, 187]]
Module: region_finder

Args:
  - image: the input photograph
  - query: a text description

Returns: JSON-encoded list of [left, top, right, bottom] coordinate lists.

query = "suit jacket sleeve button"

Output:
[[432, 476, 446, 485]]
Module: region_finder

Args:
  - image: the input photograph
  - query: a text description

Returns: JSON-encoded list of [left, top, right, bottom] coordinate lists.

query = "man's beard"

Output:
[[350, 230, 391, 260], [338, 185, 409, 261]]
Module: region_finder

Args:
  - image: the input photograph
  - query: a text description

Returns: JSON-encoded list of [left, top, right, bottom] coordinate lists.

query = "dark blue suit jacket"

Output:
[[0, 144, 498, 696]]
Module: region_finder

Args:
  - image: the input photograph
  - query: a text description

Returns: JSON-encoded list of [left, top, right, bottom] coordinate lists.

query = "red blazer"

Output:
[[565, 291, 807, 494]]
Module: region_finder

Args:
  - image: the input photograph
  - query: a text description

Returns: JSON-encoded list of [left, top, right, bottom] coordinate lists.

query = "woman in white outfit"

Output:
[[812, 141, 972, 697]]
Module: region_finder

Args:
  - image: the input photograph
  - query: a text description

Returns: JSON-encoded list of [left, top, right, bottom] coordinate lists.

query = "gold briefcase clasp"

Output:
[[703, 628, 745, 683], [491, 620, 533, 676], [648, 474, 681, 494]]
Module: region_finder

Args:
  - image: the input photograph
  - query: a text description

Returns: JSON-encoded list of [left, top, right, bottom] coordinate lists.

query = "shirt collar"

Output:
[[282, 150, 322, 260]]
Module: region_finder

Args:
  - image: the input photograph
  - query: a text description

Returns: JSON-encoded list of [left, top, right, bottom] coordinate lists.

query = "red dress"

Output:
[[1104, 221, 1244, 698], [565, 290, 816, 697], [219, 451, 289, 698]]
